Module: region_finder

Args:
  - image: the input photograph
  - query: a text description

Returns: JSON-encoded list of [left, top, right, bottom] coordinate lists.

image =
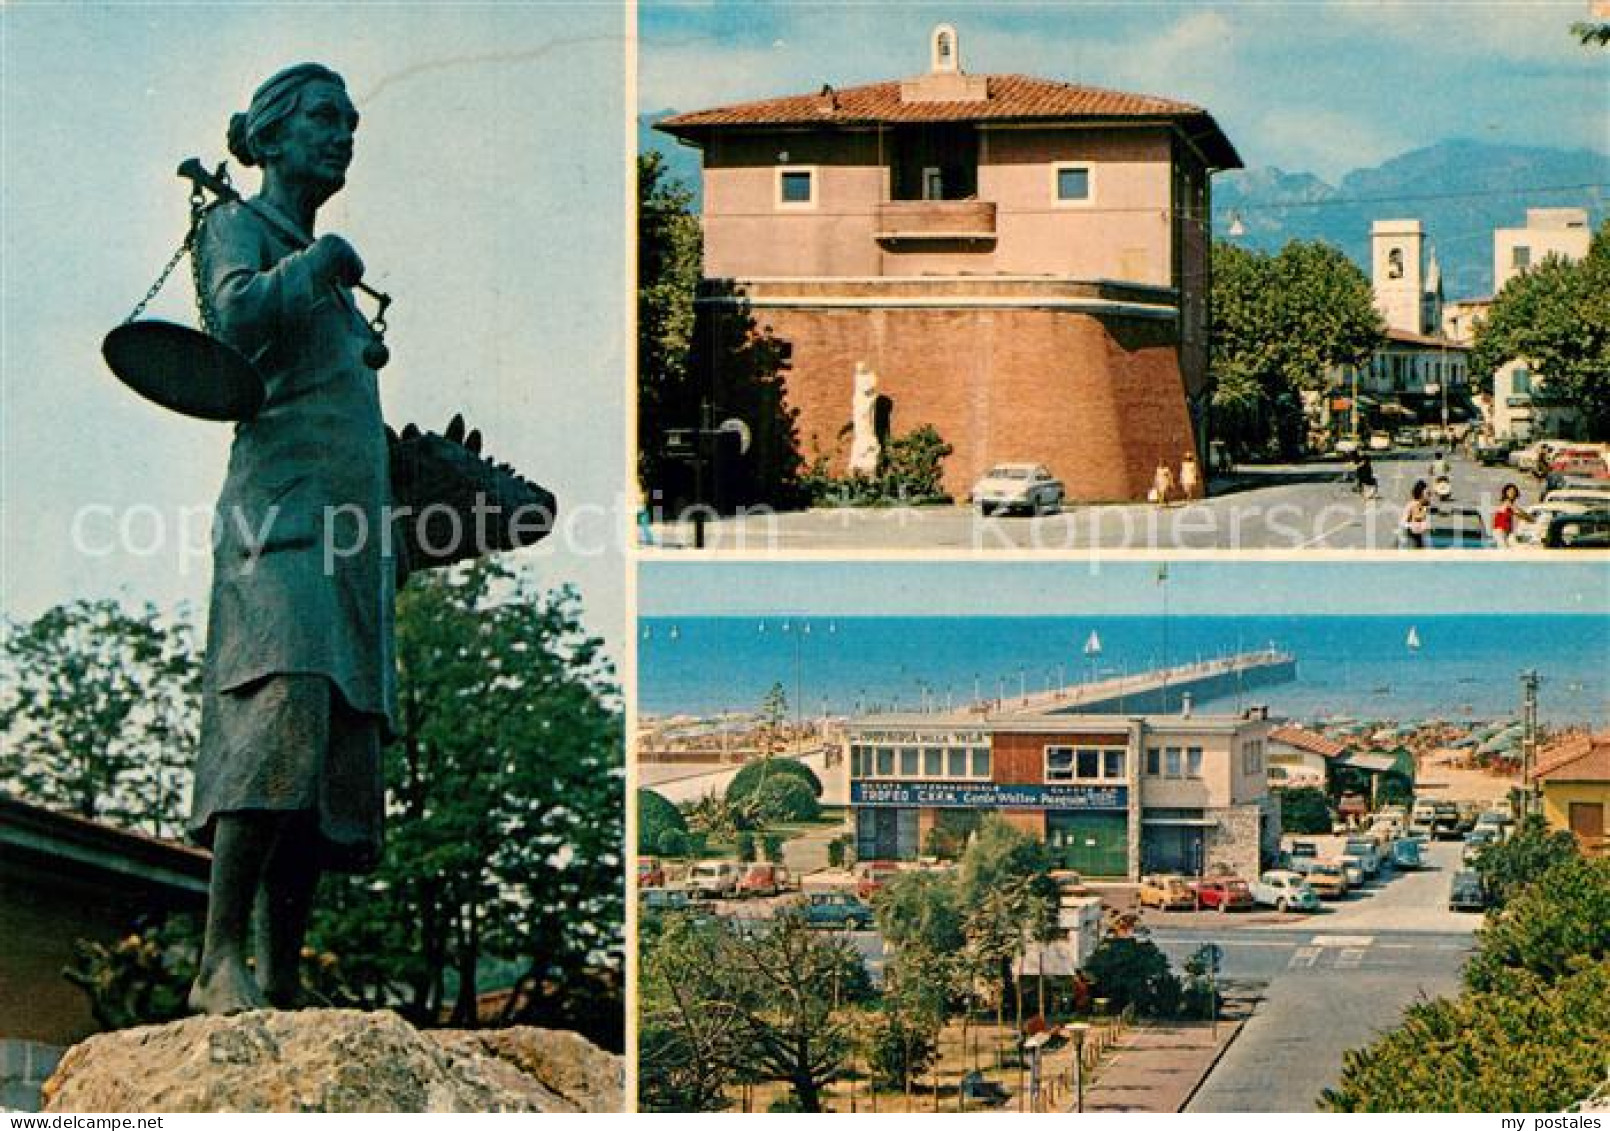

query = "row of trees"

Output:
[[1, 565, 625, 1049], [1322, 818, 1609, 1110], [1210, 239, 1385, 459]]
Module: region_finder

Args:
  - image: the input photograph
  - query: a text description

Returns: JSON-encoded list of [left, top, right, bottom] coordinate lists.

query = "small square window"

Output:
[[1512, 245, 1530, 270], [971, 748, 991, 778], [1187, 747, 1203, 778], [1165, 747, 1182, 777], [778, 168, 814, 206], [876, 748, 894, 777], [1047, 747, 1075, 782], [1055, 165, 1090, 202], [900, 747, 919, 777], [1146, 747, 1161, 776], [1077, 748, 1100, 779], [924, 747, 943, 777], [1104, 749, 1126, 780], [948, 748, 968, 778]]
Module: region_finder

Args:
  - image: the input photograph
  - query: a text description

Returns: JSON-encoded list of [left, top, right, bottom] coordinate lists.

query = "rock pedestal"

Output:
[[41, 1009, 622, 1113]]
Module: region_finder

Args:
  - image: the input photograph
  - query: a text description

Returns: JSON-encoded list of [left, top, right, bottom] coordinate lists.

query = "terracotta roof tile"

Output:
[[1531, 731, 1610, 783], [659, 74, 1241, 168], [1269, 725, 1348, 760]]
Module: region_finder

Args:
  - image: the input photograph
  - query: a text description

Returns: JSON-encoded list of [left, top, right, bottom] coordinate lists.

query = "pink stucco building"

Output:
[[658, 25, 1243, 502]]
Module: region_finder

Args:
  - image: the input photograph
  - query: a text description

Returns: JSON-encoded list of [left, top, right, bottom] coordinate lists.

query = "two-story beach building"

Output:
[[845, 706, 1279, 880], [657, 25, 1243, 502]]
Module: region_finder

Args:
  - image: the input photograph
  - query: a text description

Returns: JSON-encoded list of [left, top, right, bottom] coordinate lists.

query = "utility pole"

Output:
[[1520, 670, 1541, 816]]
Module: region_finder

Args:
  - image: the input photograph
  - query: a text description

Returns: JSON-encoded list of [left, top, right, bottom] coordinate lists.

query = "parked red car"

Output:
[[638, 857, 666, 889], [736, 863, 792, 898], [1191, 877, 1253, 912], [854, 861, 901, 901]]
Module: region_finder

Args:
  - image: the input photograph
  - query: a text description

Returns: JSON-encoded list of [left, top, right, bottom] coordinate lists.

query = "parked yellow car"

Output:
[[1138, 874, 1198, 911], [1305, 861, 1350, 900]]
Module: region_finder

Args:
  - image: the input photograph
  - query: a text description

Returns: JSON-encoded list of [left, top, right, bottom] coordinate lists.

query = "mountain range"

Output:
[[641, 120, 1606, 301]]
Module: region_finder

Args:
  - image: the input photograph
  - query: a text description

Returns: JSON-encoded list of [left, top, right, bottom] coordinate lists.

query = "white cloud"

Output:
[[1256, 106, 1414, 179]]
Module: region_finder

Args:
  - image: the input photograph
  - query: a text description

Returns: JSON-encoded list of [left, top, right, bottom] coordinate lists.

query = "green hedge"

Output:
[[639, 788, 687, 855]]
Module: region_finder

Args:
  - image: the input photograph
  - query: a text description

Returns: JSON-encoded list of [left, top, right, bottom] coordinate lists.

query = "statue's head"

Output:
[[228, 64, 356, 196]]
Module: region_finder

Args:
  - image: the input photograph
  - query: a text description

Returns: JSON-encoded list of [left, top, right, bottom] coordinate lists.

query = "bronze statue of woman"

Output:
[[186, 63, 398, 1015]]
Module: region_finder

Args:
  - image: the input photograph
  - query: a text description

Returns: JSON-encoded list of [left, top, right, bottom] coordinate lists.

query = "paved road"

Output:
[[648, 450, 1542, 551], [1165, 841, 1477, 1111]]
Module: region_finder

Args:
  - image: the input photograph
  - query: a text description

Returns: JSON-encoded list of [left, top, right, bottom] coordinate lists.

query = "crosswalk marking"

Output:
[[1336, 948, 1366, 969], [1311, 935, 1375, 948], [1289, 946, 1321, 969]]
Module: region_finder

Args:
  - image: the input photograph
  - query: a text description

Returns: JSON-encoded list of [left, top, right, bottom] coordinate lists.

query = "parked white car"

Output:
[[685, 861, 741, 899], [1514, 497, 1603, 546], [971, 463, 1065, 516], [1252, 870, 1321, 912]]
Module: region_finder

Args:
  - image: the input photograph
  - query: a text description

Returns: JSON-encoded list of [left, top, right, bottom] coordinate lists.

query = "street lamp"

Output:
[[1069, 1021, 1091, 1113]]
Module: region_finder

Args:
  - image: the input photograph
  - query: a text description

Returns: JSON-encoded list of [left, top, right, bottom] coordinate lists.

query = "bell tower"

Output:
[[931, 24, 960, 73], [903, 24, 988, 103], [1372, 219, 1424, 335]]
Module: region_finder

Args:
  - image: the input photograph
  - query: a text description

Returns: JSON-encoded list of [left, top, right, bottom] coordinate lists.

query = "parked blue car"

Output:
[[1391, 838, 1423, 870]]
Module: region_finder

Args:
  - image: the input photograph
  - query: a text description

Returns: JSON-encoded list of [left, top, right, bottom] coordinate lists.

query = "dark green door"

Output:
[[1047, 811, 1129, 877]]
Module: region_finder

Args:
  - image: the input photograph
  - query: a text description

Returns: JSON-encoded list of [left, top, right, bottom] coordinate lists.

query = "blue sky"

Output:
[[640, 560, 1610, 616], [2, 5, 628, 654], [640, 1, 1608, 180]]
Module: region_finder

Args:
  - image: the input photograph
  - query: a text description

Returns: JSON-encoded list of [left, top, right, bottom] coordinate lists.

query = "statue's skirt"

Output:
[[188, 673, 383, 873]]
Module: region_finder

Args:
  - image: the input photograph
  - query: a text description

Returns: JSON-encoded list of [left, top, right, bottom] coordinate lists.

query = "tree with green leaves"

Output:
[[639, 914, 747, 1112], [1471, 813, 1581, 907], [1323, 853, 1610, 1111], [875, 869, 966, 956], [1210, 239, 1385, 458], [0, 598, 200, 837], [1465, 854, 1607, 993], [1323, 960, 1610, 1112], [1279, 786, 1333, 834], [640, 788, 688, 855], [1471, 222, 1610, 438], [873, 946, 948, 1101], [638, 150, 704, 493], [755, 681, 790, 756], [726, 754, 821, 805], [1083, 930, 1181, 1017], [1572, 19, 1610, 46], [309, 563, 623, 1043], [639, 909, 868, 1111]]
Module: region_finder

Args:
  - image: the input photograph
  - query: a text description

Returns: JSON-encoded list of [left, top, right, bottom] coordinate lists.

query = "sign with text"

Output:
[[851, 781, 1127, 811]]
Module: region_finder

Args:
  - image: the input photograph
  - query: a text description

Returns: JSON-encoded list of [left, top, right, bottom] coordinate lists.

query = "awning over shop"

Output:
[[1335, 752, 1398, 774], [1141, 817, 1219, 827]]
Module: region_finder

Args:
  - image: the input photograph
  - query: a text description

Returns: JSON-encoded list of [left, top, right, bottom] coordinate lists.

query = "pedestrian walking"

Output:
[[1492, 482, 1533, 549], [1152, 461, 1176, 507], [1355, 452, 1378, 500], [1399, 480, 1431, 549], [1179, 449, 1200, 500]]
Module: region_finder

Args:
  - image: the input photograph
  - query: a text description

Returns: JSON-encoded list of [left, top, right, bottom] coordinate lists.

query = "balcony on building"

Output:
[[875, 123, 997, 245]]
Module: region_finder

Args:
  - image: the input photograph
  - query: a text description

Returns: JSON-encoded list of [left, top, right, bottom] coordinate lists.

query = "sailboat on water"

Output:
[[1083, 630, 1102, 656], [1374, 626, 1421, 693]]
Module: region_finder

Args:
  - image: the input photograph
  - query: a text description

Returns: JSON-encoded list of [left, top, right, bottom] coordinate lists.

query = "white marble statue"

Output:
[[848, 361, 880, 477]]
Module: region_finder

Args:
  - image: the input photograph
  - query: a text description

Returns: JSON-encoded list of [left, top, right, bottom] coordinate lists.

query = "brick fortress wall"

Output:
[[701, 278, 1199, 503]]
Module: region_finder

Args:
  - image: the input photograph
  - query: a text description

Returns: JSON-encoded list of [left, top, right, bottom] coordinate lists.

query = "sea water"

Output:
[[638, 614, 1609, 727]]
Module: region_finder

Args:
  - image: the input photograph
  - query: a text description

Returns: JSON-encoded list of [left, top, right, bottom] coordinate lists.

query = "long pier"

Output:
[[1002, 649, 1297, 717]]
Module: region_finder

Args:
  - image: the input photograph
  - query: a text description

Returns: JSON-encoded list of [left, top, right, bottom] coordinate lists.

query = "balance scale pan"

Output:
[[102, 320, 264, 422]]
